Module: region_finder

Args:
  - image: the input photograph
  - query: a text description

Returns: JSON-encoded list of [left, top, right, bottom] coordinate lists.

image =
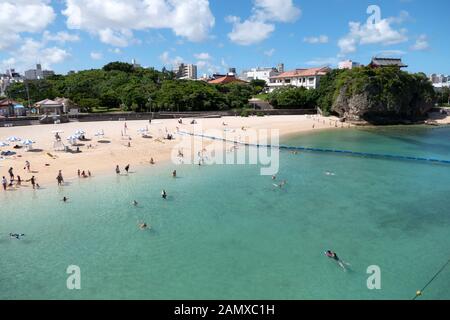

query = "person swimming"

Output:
[[10, 233, 25, 239], [325, 250, 349, 271], [161, 189, 167, 199], [132, 200, 138, 206], [63, 196, 68, 202], [325, 171, 336, 176], [138, 222, 149, 230]]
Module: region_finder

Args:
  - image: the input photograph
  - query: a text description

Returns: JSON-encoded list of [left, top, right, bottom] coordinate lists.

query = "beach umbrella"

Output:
[[0, 141, 9, 147], [7, 136, 21, 142], [22, 139, 35, 145], [67, 135, 79, 140]]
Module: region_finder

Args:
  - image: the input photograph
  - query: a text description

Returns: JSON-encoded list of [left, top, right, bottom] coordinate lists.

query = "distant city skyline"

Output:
[[0, 0, 449, 76]]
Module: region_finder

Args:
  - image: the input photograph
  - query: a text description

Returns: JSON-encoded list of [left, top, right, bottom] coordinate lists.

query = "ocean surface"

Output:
[[1, 126, 449, 300]]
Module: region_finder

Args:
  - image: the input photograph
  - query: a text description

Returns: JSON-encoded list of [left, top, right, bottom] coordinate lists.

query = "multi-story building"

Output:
[[0, 69, 23, 96], [267, 67, 331, 92], [430, 73, 450, 88], [239, 63, 284, 84], [24, 64, 55, 80], [173, 63, 197, 80], [338, 60, 361, 70]]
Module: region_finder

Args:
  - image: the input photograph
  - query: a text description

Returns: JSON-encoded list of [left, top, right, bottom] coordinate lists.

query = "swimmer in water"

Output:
[[10, 233, 25, 240], [132, 200, 138, 206], [161, 189, 167, 199], [325, 171, 336, 176], [325, 250, 350, 271], [272, 175, 276, 180], [63, 196, 68, 202], [138, 222, 148, 230]]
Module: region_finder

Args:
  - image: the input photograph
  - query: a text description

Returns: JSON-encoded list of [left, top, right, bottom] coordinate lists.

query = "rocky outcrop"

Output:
[[332, 84, 434, 125]]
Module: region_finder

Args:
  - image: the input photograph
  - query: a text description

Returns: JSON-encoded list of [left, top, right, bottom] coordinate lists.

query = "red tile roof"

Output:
[[208, 75, 247, 84], [270, 67, 330, 79]]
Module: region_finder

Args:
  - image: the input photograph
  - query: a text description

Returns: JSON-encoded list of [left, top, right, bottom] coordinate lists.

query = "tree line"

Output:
[[5, 62, 263, 113]]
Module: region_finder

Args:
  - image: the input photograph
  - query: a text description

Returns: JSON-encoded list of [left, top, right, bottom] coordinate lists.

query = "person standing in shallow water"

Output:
[[56, 170, 64, 186], [30, 176, 36, 189], [1, 176, 7, 190], [8, 167, 14, 181]]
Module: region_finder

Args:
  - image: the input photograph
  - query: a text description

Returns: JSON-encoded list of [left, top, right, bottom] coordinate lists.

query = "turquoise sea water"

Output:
[[0, 126, 449, 300]]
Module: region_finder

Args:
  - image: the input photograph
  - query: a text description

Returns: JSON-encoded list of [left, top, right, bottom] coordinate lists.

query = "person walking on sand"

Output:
[[150, 158, 155, 165], [57, 170, 64, 186], [116, 165, 120, 174], [2, 176, 7, 191], [88, 170, 91, 177], [24, 160, 30, 172], [17, 175, 21, 186], [125, 164, 130, 174], [78, 169, 81, 177]]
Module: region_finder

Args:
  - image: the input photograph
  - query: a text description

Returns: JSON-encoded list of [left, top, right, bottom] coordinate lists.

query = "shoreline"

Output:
[[0, 115, 343, 190], [1, 113, 449, 191]]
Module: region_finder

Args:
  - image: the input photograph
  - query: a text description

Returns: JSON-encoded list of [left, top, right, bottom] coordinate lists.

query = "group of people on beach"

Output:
[[1, 161, 40, 191], [77, 169, 92, 178]]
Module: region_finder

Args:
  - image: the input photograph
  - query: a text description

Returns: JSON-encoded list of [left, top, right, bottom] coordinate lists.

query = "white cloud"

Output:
[[253, 0, 301, 23], [62, 0, 215, 47], [338, 11, 409, 55], [304, 35, 329, 44], [194, 53, 212, 60], [0, 0, 55, 50], [43, 31, 80, 43], [410, 34, 429, 51], [90, 52, 103, 60], [159, 51, 184, 66], [264, 48, 275, 57], [227, 0, 301, 45], [227, 17, 275, 45], [2, 38, 70, 72]]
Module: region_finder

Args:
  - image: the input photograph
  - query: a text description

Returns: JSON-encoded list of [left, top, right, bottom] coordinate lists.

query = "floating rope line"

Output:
[[177, 131, 450, 165], [413, 257, 450, 300]]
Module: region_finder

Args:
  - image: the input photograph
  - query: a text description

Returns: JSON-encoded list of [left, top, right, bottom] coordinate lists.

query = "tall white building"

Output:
[[173, 63, 197, 80]]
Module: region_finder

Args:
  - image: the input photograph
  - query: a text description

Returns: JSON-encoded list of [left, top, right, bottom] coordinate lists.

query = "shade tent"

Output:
[[7, 136, 21, 142], [22, 139, 35, 151]]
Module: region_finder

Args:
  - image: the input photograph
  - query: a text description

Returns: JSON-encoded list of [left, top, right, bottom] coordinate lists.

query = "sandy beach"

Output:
[[0, 115, 348, 187]]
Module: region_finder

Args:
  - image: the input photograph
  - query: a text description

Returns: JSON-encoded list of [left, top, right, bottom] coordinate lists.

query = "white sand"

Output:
[[0, 114, 348, 187]]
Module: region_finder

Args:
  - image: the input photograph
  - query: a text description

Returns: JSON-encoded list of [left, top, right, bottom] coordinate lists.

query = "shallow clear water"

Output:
[[1, 126, 449, 300]]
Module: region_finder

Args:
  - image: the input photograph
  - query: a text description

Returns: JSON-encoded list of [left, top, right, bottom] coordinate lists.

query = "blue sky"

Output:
[[1, 0, 448, 75]]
